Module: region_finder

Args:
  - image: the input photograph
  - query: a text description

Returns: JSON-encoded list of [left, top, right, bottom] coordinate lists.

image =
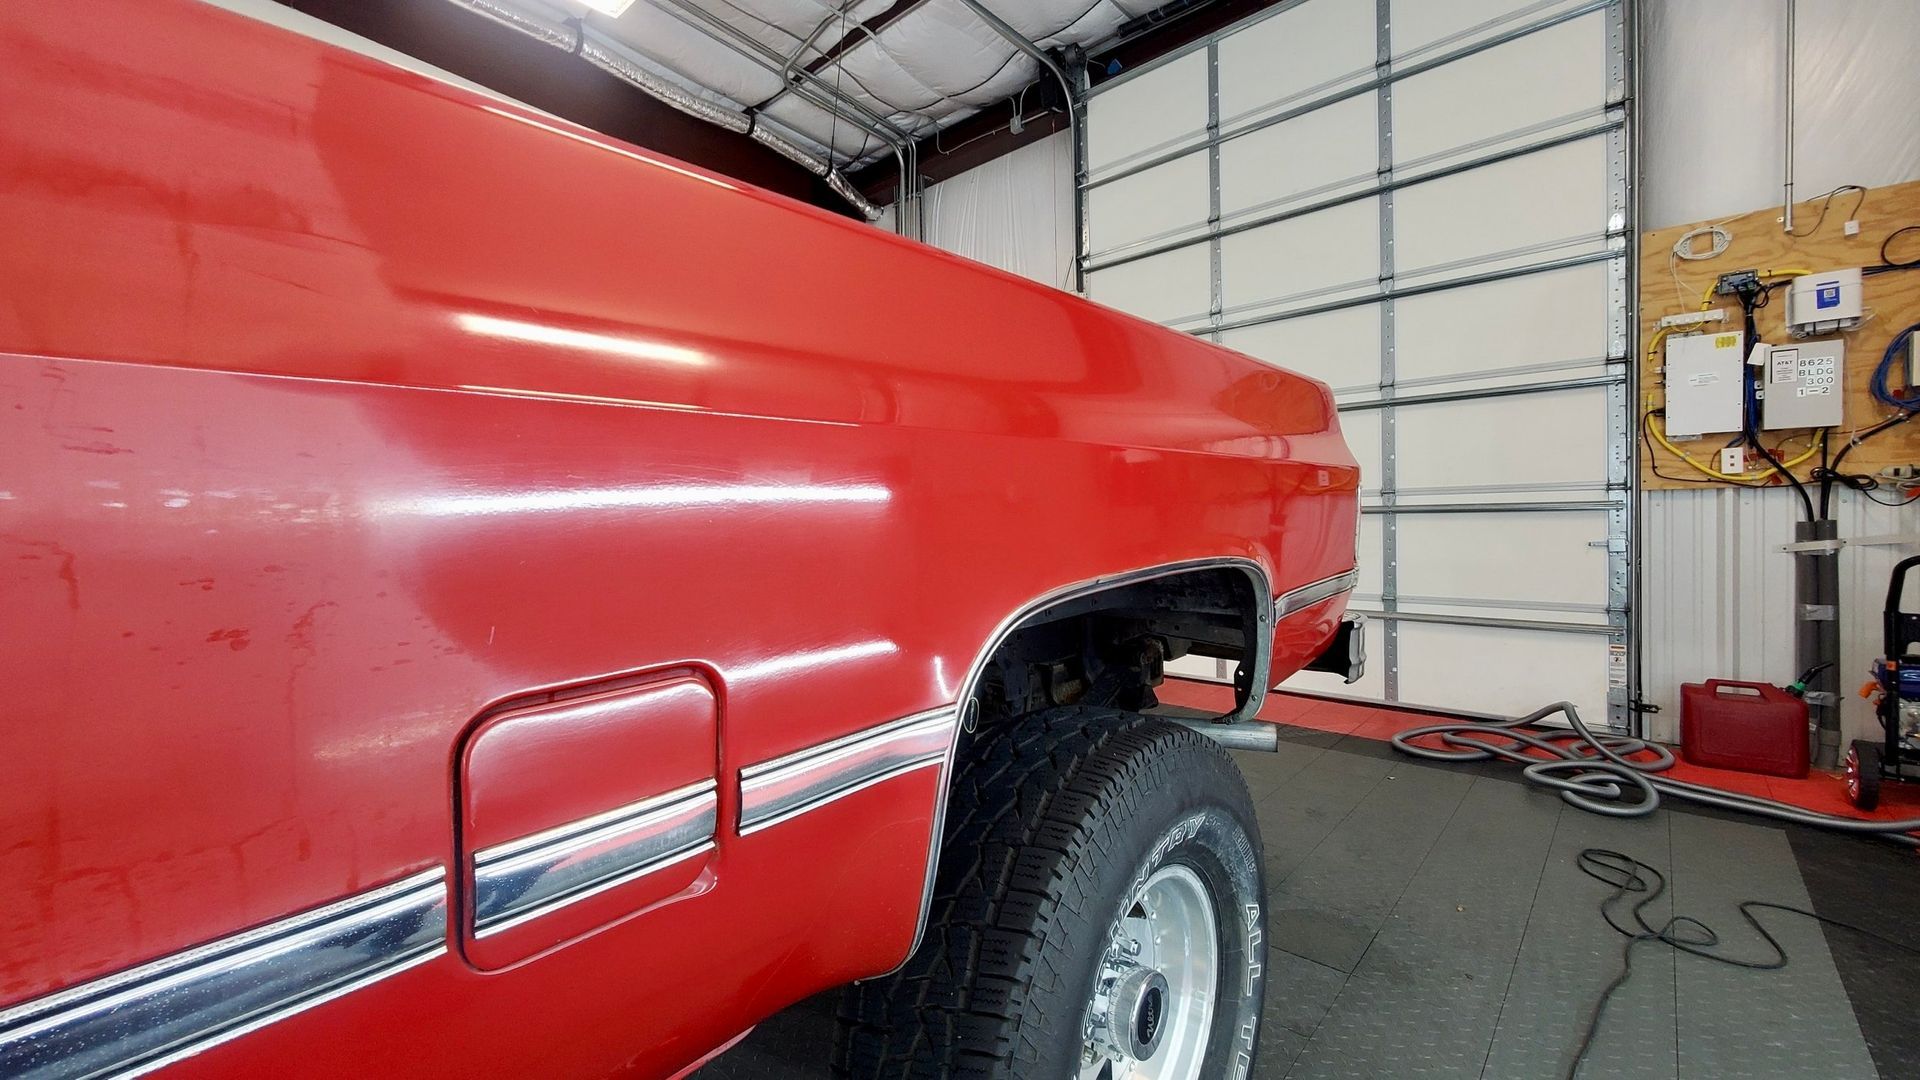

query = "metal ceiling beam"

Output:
[[646, 0, 921, 233], [803, 0, 930, 75], [651, 0, 914, 146], [952, 0, 1086, 290], [846, 0, 1266, 213], [751, 0, 935, 115]]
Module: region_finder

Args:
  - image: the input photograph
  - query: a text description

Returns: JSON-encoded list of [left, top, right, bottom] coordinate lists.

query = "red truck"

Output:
[[0, 3, 1362, 1077]]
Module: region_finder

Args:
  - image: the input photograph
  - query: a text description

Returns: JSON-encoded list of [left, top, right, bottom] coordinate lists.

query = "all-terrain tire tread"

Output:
[[832, 708, 1255, 1079]]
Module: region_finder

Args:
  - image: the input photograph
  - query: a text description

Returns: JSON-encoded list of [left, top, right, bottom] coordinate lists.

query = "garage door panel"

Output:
[[1335, 408, 1382, 489], [1395, 512, 1609, 607], [1356, 514, 1385, 598], [1392, 14, 1609, 170], [1087, 50, 1208, 175], [1393, 387, 1610, 490], [1220, 93, 1377, 221], [1393, 137, 1609, 280], [1218, 303, 1382, 393], [1218, 0, 1374, 127], [1086, 245, 1211, 326], [1393, 263, 1612, 388], [1220, 198, 1380, 317], [1089, 150, 1211, 255], [1086, 0, 1631, 730], [1390, 0, 1596, 60], [1396, 622, 1610, 723]]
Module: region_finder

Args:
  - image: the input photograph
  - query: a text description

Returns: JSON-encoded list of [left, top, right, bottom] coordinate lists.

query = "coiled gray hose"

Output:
[[1389, 701, 1920, 847]]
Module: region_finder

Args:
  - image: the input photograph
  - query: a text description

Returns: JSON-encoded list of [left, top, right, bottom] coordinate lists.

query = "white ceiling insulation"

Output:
[[459, 0, 1175, 169]]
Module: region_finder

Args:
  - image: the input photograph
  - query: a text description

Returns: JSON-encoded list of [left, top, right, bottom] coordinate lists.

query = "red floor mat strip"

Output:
[[1162, 677, 1920, 824]]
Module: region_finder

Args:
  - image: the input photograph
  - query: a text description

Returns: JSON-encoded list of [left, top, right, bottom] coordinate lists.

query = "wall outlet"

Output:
[[1719, 447, 1746, 474]]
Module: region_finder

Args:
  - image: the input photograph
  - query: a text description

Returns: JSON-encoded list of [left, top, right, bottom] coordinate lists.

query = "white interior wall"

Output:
[[907, 132, 1075, 290], [1641, 0, 1920, 229]]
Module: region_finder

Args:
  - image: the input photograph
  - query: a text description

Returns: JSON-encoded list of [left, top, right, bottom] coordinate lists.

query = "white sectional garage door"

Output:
[[1085, 0, 1634, 729]]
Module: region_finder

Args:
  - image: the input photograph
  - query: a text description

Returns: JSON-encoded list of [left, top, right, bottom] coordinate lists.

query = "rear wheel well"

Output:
[[965, 564, 1268, 734]]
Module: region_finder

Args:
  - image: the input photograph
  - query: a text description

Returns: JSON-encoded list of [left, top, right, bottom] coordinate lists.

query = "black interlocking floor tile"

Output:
[[696, 739, 1908, 1079]]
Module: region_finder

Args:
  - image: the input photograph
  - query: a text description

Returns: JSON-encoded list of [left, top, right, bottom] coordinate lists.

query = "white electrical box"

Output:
[[1762, 339, 1844, 429], [1663, 331, 1746, 438], [1785, 268, 1863, 337]]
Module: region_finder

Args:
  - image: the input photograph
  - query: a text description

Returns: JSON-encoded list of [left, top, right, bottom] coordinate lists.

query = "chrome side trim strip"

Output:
[[1274, 568, 1360, 620], [0, 868, 447, 1080], [473, 781, 718, 938], [738, 707, 959, 836]]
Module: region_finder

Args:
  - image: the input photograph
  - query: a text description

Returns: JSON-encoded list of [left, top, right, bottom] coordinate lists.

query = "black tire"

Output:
[[834, 707, 1267, 1080], [1845, 739, 1882, 811]]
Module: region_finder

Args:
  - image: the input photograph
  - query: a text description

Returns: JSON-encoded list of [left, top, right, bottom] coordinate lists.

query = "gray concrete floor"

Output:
[[698, 724, 1914, 1079]]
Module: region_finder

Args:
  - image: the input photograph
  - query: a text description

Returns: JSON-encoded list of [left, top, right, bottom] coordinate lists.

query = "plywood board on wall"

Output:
[[1639, 178, 1920, 491]]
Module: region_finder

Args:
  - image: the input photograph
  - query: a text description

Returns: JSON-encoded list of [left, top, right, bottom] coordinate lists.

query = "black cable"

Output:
[[1641, 411, 1769, 487], [1831, 411, 1912, 475], [1792, 659, 1834, 687], [1815, 412, 1916, 508], [1879, 224, 1920, 270], [1565, 849, 1920, 1078], [1860, 484, 1919, 507], [1737, 294, 1817, 519], [1787, 184, 1866, 237], [1817, 427, 1833, 519]]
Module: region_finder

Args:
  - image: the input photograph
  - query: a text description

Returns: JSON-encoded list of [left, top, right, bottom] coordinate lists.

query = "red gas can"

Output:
[[1680, 680, 1810, 778]]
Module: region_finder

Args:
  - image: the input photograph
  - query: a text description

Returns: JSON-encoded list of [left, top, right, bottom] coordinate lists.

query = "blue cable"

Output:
[[1872, 320, 1920, 413]]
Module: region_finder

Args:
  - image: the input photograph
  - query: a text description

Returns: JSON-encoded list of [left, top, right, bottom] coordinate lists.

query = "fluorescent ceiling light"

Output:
[[578, 0, 637, 16]]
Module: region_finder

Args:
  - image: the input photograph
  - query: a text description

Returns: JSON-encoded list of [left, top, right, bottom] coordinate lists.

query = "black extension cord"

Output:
[[1567, 849, 1920, 1078]]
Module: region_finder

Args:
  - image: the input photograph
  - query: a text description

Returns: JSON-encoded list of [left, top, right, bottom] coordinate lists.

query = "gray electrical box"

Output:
[[1761, 339, 1844, 429], [1663, 331, 1746, 438]]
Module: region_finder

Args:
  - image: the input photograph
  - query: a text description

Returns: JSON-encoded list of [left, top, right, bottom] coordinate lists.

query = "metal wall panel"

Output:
[[1640, 487, 1915, 749]]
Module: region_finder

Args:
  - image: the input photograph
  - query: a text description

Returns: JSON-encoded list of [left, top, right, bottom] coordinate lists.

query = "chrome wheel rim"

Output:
[[1081, 864, 1219, 1080]]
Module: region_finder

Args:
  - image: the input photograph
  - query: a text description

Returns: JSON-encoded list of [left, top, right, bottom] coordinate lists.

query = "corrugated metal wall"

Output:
[[1642, 487, 1912, 747]]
